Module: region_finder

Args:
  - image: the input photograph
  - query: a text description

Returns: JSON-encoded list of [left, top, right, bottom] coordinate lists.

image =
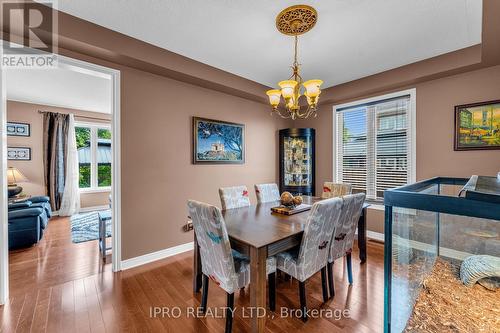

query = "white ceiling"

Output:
[[55, 0, 482, 88], [6, 66, 112, 113]]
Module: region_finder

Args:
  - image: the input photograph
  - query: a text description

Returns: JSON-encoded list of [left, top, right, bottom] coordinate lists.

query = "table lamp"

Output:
[[7, 167, 29, 198]]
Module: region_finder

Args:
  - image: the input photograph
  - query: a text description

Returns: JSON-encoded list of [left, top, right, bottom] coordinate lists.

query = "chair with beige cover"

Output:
[[327, 193, 366, 298], [322, 182, 352, 199], [254, 183, 280, 204], [273, 197, 343, 321], [189, 200, 279, 332], [219, 185, 251, 210]]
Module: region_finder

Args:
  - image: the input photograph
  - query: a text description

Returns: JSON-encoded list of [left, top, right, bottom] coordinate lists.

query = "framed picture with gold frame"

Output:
[[454, 100, 500, 151], [192, 117, 245, 164]]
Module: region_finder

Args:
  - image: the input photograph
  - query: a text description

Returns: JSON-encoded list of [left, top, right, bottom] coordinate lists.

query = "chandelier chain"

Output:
[[294, 36, 298, 67]]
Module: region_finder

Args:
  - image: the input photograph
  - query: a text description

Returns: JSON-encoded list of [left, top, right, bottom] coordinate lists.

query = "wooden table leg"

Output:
[[358, 207, 367, 263], [193, 233, 202, 293], [250, 246, 267, 333]]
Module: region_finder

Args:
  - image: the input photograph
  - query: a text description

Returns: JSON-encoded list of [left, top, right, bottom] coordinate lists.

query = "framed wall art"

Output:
[[193, 117, 245, 164], [454, 100, 500, 151], [7, 147, 31, 161], [7, 122, 30, 137]]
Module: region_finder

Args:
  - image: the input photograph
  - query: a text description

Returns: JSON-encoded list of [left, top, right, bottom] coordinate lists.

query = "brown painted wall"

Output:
[[6, 100, 111, 209], [119, 68, 284, 260], [294, 64, 500, 233]]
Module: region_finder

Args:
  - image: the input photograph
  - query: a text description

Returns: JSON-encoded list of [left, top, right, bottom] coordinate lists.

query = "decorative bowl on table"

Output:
[[280, 192, 294, 207], [280, 192, 303, 208], [272, 193, 309, 215]]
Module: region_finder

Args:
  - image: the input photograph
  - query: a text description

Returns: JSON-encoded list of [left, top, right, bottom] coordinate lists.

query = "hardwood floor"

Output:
[[8, 216, 112, 298], [1, 217, 385, 332]]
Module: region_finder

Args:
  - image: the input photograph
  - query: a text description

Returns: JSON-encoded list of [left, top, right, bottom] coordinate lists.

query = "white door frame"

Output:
[[0, 53, 7, 305], [0, 52, 121, 304]]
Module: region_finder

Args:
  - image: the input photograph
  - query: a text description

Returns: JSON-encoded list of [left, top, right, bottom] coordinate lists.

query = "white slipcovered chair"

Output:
[[327, 193, 366, 298], [273, 198, 343, 321], [219, 185, 251, 210], [254, 183, 280, 204], [322, 182, 352, 199], [188, 200, 277, 333]]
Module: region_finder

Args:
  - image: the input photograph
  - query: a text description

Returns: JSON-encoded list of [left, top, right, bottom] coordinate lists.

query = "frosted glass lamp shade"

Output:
[[279, 80, 298, 99], [7, 167, 28, 185], [266, 89, 281, 107], [303, 79, 323, 98]]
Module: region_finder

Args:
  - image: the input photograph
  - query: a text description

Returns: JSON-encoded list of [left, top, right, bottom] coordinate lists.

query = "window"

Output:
[[334, 90, 415, 201], [75, 122, 112, 191]]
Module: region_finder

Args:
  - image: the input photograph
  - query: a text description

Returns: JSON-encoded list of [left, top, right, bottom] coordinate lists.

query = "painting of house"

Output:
[[193, 117, 245, 164]]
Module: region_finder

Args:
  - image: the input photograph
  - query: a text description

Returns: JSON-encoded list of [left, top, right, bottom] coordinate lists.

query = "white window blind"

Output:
[[336, 94, 413, 200]]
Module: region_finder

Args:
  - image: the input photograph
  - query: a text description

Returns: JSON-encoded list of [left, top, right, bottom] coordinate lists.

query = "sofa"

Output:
[[8, 196, 52, 249]]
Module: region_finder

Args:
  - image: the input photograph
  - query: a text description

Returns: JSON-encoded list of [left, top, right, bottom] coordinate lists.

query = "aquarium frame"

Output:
[[383, 176, 500, 333]]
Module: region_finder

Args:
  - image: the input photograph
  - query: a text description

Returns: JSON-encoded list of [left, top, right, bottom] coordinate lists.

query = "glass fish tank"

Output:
[[384, 176, 500, 333]]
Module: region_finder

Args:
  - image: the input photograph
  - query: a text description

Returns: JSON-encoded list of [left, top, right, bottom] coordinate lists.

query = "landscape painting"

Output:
[[193, 117, 245, 164], [455, 100, 500, 150]]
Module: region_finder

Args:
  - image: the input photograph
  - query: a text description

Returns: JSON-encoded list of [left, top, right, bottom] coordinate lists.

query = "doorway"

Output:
[[0, 53, 121, 304]]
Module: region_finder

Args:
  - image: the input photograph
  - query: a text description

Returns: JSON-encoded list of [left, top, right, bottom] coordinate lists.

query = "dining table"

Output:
[[192, 196, 369, 333]]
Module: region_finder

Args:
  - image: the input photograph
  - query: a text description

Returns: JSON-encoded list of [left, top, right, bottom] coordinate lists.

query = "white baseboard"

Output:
[[121, 242, 194, 270], [366, 230, 385, 242], [355, 230, 385, 242], [79, 205, 110, 213]]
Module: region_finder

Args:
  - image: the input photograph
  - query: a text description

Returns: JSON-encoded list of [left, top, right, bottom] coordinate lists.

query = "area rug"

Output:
[[70, 211, 112, 243]]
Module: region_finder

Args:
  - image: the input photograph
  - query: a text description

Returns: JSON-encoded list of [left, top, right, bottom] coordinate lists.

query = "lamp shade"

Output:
[[303, 79, 323, 98], [278, 80, 298, 99], [7, 167, 28, 185], [266, 89, 281, 107]]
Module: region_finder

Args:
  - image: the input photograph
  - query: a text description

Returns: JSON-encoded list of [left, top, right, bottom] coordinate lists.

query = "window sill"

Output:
[[79, 187, 111, 194], [367, 203, 385, 211]]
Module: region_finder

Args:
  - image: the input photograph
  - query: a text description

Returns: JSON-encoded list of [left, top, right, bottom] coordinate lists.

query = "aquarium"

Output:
[[384, 176, 500, 333]]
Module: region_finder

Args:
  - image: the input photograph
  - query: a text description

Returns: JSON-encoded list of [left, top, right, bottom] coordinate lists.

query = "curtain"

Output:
[[43, 112, 69, 211], [59, 114, 81, 216]]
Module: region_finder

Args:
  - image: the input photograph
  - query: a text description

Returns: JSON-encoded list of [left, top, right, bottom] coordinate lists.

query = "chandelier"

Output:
[[266, 5, 323, 120]]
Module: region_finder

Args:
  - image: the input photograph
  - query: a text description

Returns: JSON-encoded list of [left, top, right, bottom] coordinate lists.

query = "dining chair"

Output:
[[219, 185, 251, 210], [327, 193, 366, 299], [273, 198, 343, 321], [321, 182, 352, 199], [254, 183, 280, 204], [188, 200, 278, 333]]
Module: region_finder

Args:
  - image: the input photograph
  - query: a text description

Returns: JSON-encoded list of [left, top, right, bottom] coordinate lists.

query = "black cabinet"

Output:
[[279, 128, 315, 196]]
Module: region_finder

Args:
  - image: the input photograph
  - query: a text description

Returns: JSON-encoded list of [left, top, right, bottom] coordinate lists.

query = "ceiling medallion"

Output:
[[266, 5, 323, 120], [276, 5, 317, 36]]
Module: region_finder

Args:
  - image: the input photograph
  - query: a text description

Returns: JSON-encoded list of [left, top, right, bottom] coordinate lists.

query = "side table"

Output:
[[98, 210, 112, 261]]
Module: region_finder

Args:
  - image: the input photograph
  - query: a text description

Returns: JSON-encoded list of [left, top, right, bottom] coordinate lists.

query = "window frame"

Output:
[[332, 88, 416, 203], [75, 121, 112, 193]]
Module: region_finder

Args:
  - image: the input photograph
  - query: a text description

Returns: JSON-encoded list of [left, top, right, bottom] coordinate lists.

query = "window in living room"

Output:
[[334, 90, 415, 201], [75, 122, 112, 191]]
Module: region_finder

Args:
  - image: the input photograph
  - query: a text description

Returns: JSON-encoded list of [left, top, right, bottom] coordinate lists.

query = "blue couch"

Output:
[[8, 196, 52, 249]]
